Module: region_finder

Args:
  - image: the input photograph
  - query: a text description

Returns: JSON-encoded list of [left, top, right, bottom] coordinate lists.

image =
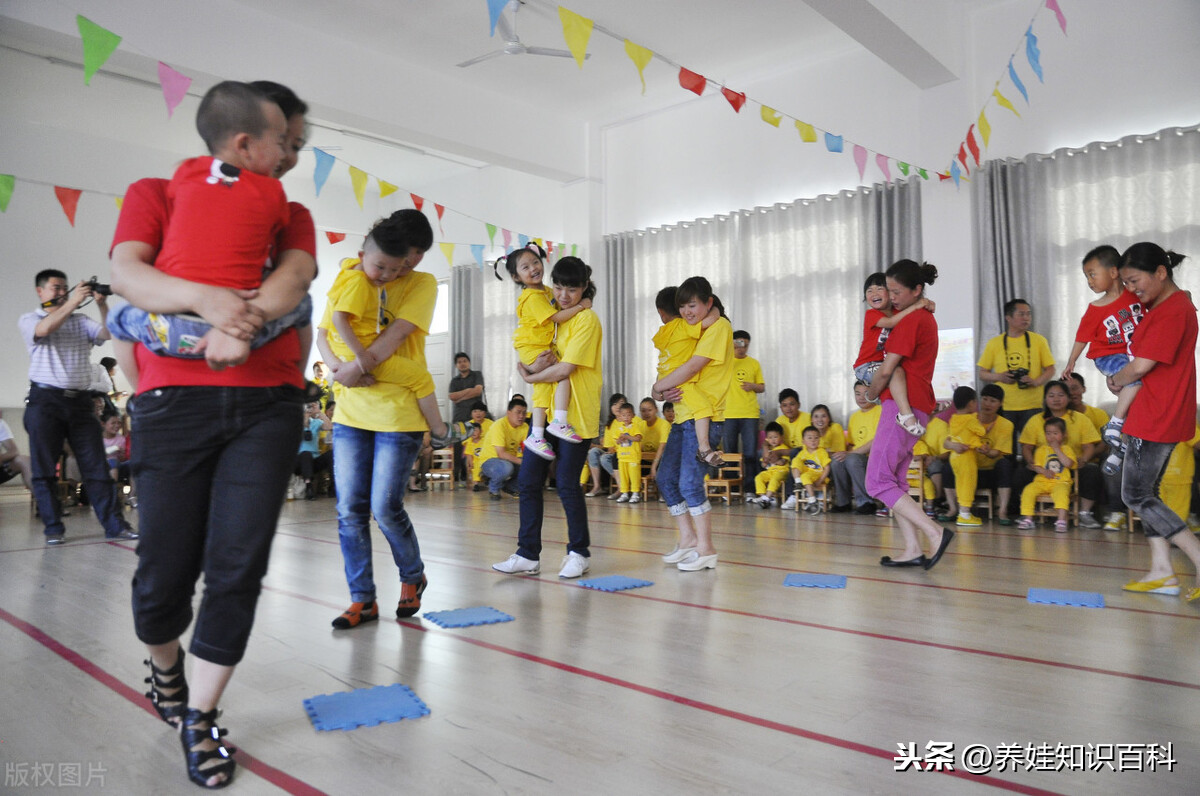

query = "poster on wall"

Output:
[[933, 327, 975, 400]]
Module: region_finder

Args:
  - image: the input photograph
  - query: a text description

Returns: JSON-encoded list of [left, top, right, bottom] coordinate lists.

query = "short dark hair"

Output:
[[764, 422, 784, 436], [196, 81, 273, 154], [662, 401, 674, 411], [247, 80, 307, 120], [617, 402, 635, 413], [470, 401, 487, 413], [733, 330, 750, 342], [952, 386, 977, 410], [1083, 245, 1121, 270], [364, 209, 433, 256], [802, 426, 820, 437], [640, 397, 656, 408], [100, 357, 117, 370], [778, 388, 799, 404], [454, 352, 470, 363], [35, 269, 67, 287], [655, 286, 679, 317], [1067, 372, 1085, 388], [1003, 298, 1030, 317], [1044, 416, 1067, 435], [507, 397, 527, 411], [980, 384, 1005, 402]]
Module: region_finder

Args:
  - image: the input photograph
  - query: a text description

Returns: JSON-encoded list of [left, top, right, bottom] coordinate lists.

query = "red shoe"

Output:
[[396, 575, 428, 618]]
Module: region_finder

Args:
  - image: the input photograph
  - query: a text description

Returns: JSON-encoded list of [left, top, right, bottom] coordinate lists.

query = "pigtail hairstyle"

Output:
[[551, 256, 596, 301], [496, 242, 549, 285], [1121, 242, 1187, 277]]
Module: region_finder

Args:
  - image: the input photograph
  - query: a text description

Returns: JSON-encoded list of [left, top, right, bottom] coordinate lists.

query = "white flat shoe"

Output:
[[677, 551, 718, 571], [661, 545, 695, 564]]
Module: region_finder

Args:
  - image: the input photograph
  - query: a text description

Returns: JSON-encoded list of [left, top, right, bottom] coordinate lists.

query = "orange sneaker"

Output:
[[396, 575, 428, 618], [331, 600, 379, 629]]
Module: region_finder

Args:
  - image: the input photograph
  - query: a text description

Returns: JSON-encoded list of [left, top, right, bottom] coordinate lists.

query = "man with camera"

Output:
[[18, 269, 137, 544], [976, 298, 1056, 456]]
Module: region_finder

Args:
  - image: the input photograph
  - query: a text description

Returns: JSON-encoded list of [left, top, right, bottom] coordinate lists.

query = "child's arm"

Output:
[[331, 311, 377, 369], [873, 297, 935, 330], [548, 297, 591, 325], [199, 329, 252, 370], [1061, 341, 1088, 381], [1051, 444, 1075, 470], [248, 248, 316, 322]]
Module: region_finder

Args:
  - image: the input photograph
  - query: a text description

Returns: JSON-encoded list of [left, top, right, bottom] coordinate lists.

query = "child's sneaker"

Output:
[[780, 494, 797, 510], [1017, 517, 1035, 530], [1102, 451, 1123, 477], [923, 501, 937, 517], [547, 420, 583, 443], [629, 493, 641, 504], [1103, 514, 1127, 532], [430, 424, 467, 450], [616, 493, 630, 503], [803, 496, 822, 514], [956, 514, 982, 527], [525, 437, 556, 460], [1102, 420, 1124, 449], [1054, 519, 1069, 533], [744, 494, 758, 504]]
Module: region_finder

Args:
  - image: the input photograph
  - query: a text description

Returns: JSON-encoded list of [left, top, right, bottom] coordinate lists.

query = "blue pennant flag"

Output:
[[518, 233, 529, 248], [824, 133, 843, 153], [950, 161, 962, 187], [313, 148, 335, 196], [470, 244, 485, 269], [487, 0, 507, 36], [1025, 27, 1044, 83], [1007, 59, 1029, 104]]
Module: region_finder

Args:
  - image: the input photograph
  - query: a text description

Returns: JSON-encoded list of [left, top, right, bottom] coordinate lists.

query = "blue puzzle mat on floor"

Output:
[[783, 573, 847, 589], [303, 683, 429, 731], [422, 606, 514, 628], [1027, 588, 1105, 608], [577, 575, 654, 592]]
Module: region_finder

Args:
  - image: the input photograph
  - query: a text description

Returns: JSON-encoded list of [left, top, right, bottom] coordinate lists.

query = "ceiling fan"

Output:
[[456, 0, 589, 68]]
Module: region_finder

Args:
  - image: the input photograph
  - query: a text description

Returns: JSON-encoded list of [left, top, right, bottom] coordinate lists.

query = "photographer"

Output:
[[976, 298, 1056, 457], [18, 270, 136, 544]]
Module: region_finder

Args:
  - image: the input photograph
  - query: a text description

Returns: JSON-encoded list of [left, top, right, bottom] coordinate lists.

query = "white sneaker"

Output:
[[558, 551, 590, 579], [661, 545, 695, 564], [744, 494, 758, 504], [781, 495, 797, 510], [629, 493, 641, 504], [492, 554, 540, 575], [525, 437, 556, 460], [616, 493, 630, 503]]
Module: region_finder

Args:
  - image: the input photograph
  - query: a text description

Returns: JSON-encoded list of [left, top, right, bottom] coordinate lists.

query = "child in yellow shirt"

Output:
[[501, 242, 592, 461], [318, 213, 464, 448], [791, 426, 832, 514], [651, 285, 721, 467], [465, 423, 486, 490], [753, 423, 790, 508], [906, 439, 937, 510], [612, 403, 646, 503], [946, 386, 988, 527], [1018, 417, 1076, 532]]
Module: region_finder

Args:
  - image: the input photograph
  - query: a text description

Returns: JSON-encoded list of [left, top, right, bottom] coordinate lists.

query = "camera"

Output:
[[1009, 367, 1031, 387], [85, 276, 112, 297]]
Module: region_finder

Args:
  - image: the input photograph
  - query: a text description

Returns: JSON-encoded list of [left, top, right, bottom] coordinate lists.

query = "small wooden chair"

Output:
[[972, 489, 994, 519], [1033, 474, 1080, 525], [793, 481, 832, 514], [425, 448, 455, 490], [705, 453, 744, 503], [640, 451, 658, 502]]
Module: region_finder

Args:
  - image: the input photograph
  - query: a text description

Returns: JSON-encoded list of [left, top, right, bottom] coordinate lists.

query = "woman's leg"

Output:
[[556, 437, 591, 557], [677, 421, 716, 557], [868, 401, 942, 560], [655, 425, 696, 549]]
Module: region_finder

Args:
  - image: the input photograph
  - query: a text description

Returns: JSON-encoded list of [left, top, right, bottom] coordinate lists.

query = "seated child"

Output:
[[790, 426, 832, 514], [317, 210, 464, 449], [466, 423, 486, 490], [107, 81, 311, 387], [753, 422, 790, 509], [945, 386, 989, 527], [612, 402, 646, 504], [1018, 417, 1076, 532]]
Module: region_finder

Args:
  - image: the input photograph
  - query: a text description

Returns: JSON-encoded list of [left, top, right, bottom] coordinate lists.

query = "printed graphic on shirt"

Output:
[[876, 327, 890, 352], [1101, 302, 1143, 351], [1045, 453, 1065, 478]]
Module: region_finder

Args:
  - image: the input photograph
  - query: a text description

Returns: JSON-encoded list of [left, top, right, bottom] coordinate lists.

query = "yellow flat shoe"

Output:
[[1123, 576, 1180, 595], [1186, 587, 1200, 603]]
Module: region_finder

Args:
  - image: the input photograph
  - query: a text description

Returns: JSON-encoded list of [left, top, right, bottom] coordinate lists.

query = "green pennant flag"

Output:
[[897, 162, 910, 176], [77, 16, 122, 85], [0, 175, 14, 212], [916, 168, 929, 180], [571, 244, 578, 257], [485, 223, 497, 246]]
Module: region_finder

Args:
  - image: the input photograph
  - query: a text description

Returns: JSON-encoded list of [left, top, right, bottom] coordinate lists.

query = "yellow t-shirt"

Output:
[[679, 317, 735, 423], [613, 418, 646, 462], [469, 435, 488, 481], [321, 261, 385, 350], [975, 415, 1014, 470], [477, 417, 530, 469], [513, 286, 556, 363], [555, 308, 603, 440], [977, 332, 1055, 412], [790, 446, 831, 473], [775, 412, 813, 449], [848, 406, 882, 449], [923, 416, 950, 458], [818, 423, 847, 453], [472, 418, 494, 439], [1032, 444, 1076, 485], [948, 413, 988, 449], [761, 442, 791, 475], [1162, 425, 1200, 485], [1081, 403, 1110, 432], [724, 355, 764, 420], [1019, 411, 1100, 458], [641, 417, 668, 453], [652, 318, 702, 380], [327, 268, 436, 432]]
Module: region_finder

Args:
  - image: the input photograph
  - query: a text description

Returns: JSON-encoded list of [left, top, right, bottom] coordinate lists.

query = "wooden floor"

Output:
[[2, 485, 1199, 795]]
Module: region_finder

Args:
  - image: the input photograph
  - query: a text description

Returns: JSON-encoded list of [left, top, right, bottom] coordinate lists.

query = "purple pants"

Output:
[[866, 400, 929, 508]]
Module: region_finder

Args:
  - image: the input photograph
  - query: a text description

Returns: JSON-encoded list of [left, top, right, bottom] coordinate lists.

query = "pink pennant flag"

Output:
[[410, 193, 424, 212], [434, 203, 446, 235], [853, 145, 867, 181], [720, 87, 746, 113], [157, 62, 191, 118], [502, 228, 513, 251], [325, 231, 346, 245], [55, 186, 82, 226], [678, 67, 706, 96], [875, 153, 891, 182], [966, 126, 981, 166], [1046, 0, 1067, 34]]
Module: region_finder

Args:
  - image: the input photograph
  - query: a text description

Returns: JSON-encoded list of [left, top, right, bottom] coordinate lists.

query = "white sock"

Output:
[[959, 509, 971, 517], [553, 410, 568, 425], [530, 426, 545, 440]]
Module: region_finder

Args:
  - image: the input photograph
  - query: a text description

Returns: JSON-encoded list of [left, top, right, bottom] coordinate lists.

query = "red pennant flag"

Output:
[[937, 172, 952, 182], [966, 126, 981, 166], [410, 193, 424, 211], [720, 87, 746, 113], [54, 186, 82, 226], [434, 203, 446, 235], [546, 241, 555, 257], [325, 231, 346, 245], [678, 67, 706, 96], [956, 144, 971, 175]]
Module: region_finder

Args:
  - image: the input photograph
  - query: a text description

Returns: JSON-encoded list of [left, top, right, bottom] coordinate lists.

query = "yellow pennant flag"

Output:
[[977, 110, 992, 147], [379, 179, 398, 198], [993, 86, 1020, 118], [624, 40, 653, 94], [114, 196, 123, 210], [349, 166, 368, 208], [760, 105, 782, 128], [558, 6, 593, 68], [794, 120, 817, 142], [439, 242, 455, 266]]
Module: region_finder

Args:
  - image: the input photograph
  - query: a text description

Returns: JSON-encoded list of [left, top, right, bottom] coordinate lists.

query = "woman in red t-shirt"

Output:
[[864, 259, 955, 571], [1109, 242, 1200, 601]]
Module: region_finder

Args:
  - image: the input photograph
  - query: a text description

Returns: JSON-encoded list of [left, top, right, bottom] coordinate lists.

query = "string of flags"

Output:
[[319, 227, 576, 270]]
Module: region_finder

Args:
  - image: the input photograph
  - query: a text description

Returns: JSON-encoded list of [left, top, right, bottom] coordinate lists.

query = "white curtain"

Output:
[[602, 178, 922, 423], [973, 124, 1200, 395]]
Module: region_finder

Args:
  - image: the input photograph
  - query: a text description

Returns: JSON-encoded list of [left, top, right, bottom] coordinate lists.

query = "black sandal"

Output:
[[180, 707, 237, 789], [144, 649, 188, 726]]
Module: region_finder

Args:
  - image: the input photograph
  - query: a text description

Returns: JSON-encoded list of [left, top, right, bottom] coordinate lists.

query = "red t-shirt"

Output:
[[853, 308, 888, 368], [1125, 289, 1197, 443], [1073, 290, 1143, 359], [111, 176, 315, 391], [881, 308, 938, 414]]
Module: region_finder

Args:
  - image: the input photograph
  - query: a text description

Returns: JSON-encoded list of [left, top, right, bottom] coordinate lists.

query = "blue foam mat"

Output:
[[303, 683, 429, 731], [577, 575, 654, 592], [422, 606, 514, 628], [1027, 588, 1105, 608], [784, 573, 847, 589]]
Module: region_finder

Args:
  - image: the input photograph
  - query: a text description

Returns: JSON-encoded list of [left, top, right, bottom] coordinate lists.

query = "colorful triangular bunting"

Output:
[[678, 67, 706, 96], [349, 166, 368, 208], [55, 186, 82, 226], [312, 148, 335, 196], [325, 231, 346, 245], [379, 179, 398, 198], [76, 16, 122, 86], [157, 62, 191, 118], [721, 87, 746, 113], [624, 40, 653, 94], [794, 121, 817, 143], [558, 6, 593, 68], [0, 175, 13, 213]]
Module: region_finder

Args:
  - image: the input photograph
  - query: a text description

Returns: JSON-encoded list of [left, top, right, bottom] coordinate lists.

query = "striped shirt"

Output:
[[19, 310, 105, 390]]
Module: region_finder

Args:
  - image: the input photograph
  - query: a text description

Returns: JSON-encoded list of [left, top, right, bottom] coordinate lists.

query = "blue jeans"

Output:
[[333, 424, 425, 602], [587, 446, 617, 476], [129, 385, 303, 666], [1123, 436, 1184, 539], [517, 433, 591, 560], [656, 421, 709, 510], [723, 417, 759, 490], [480, 458, 517, 494], [24, 383, 123, 537], [108, 295, 312, 357]]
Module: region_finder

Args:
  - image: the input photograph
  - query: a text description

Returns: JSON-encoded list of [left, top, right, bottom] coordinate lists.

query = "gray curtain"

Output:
[[450, 264, 484, 365], [973, 124, 1200, 388]]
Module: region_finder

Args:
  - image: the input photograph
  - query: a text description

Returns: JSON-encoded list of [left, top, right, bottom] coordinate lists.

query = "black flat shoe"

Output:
[[924, 528, 955, 570], [880, 555, 927, 568]]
